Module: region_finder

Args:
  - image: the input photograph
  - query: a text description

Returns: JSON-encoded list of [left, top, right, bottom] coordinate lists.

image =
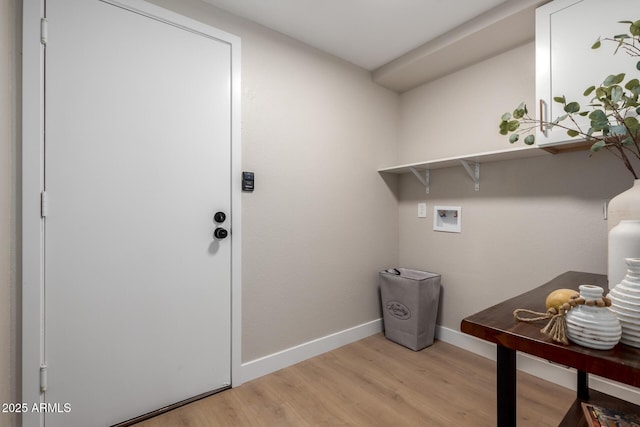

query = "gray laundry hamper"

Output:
[[379, 268, 441, 351]]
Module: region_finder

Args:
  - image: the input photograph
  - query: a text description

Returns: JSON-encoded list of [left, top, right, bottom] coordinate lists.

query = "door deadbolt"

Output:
[[214, 227, 228, 240], [214, 211, 226, 223]]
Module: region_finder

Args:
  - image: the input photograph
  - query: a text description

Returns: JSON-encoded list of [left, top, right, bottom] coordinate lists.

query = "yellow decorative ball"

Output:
[[545, 289, 579, 310]]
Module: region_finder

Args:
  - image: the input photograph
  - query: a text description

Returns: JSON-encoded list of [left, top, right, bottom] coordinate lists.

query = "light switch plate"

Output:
[[418, 203, 427, 218]]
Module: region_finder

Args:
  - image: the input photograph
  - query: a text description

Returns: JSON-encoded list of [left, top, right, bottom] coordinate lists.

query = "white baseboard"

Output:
[[237, 319, 383, 385], [436, 325, 640, 405], [236, 320, 640, 405]]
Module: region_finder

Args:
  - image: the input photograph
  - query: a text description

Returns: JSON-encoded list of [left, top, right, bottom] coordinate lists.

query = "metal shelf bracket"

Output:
[[407, 162, 478, 193], [459, 160, 480, 191], [409, 167, 429, 194]]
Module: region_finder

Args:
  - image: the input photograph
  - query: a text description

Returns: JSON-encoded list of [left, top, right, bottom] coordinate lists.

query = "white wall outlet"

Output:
[[418, 203, 427, 218]]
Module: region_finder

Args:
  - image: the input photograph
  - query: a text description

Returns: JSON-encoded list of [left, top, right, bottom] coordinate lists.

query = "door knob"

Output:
[[214, 211, 226, 223], [214, 227, 228, 240]]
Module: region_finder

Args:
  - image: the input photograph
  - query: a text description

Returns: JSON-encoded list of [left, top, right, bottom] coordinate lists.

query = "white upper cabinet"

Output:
[[535, 0, 639, 147]]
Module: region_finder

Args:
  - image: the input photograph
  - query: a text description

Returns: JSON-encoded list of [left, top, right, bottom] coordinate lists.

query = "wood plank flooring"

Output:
[[134, 334, 574, 426]]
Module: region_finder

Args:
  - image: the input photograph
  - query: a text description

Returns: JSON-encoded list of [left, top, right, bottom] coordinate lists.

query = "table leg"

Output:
[[577, 370, 589, 401], [497, 345, 516, 427]]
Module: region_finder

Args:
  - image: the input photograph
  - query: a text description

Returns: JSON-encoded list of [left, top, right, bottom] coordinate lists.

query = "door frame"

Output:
[[22, 1, 242, 425]]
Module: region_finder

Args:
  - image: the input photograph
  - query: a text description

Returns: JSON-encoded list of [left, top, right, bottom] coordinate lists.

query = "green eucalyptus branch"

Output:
[[499, 19, 640, 179]]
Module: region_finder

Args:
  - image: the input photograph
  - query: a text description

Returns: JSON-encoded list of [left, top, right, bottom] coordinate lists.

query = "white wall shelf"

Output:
[[377, 146, 553, 193]]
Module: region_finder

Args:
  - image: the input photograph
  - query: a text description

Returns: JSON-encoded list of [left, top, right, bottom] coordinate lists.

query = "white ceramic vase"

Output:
[[608, 258, 640, 348], [608, 220, 640, 292], [565, 285, 621, 350], [607, 179, 640, 232]]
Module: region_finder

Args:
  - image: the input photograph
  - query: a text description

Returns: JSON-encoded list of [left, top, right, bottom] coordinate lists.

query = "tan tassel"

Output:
[[541, 308, 568, 345], [514, 307, 569, 345], [513, 294, 608, 345]]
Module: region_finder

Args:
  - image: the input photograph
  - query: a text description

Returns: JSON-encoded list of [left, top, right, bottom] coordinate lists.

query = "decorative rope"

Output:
[[513, 294, 612, 345]]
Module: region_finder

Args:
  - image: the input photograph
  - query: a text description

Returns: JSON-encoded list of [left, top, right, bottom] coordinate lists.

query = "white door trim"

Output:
[[22, 2, 242, 425]]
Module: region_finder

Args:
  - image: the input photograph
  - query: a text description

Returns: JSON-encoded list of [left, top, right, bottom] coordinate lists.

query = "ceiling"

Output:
[[200, 0, 548, 92], [201, 0, 510, 70]]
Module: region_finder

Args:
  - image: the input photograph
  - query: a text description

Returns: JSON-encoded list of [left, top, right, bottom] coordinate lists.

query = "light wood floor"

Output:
[[134, 334, 574, 426]]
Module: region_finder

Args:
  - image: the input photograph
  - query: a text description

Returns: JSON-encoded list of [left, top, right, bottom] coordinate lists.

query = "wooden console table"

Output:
[[461, 271, 640, 426]]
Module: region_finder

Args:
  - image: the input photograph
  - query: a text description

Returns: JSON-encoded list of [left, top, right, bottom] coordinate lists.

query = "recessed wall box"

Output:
[[433, 206, 461, 233]]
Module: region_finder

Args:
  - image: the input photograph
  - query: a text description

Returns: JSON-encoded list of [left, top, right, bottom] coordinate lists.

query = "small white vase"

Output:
[[608, 258, 640, 348], [608, 220, 640, 292], [608, 179, 640, 232], [566, 285, 621, 350]]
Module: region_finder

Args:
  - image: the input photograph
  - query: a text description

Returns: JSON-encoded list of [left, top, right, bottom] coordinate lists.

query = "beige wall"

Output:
[[397, 43, 637, 331], [399, 42, 536, 162], [1, 0, 19, 426]]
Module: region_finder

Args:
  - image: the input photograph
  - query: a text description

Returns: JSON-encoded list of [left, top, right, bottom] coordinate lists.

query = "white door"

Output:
[[43, 1, 232, 425]]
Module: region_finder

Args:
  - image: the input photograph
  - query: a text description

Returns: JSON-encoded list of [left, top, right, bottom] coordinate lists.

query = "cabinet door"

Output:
[[535, 0, 638, 147]]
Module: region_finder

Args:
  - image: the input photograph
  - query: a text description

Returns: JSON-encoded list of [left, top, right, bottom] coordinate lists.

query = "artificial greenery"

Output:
[[499, 20, 640, 178]]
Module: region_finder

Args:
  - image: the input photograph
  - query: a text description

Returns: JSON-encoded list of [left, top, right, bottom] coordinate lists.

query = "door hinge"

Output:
[[40, 18, 48, 45], [40, 365, 48, 392], [40, 191, 48, 218]]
